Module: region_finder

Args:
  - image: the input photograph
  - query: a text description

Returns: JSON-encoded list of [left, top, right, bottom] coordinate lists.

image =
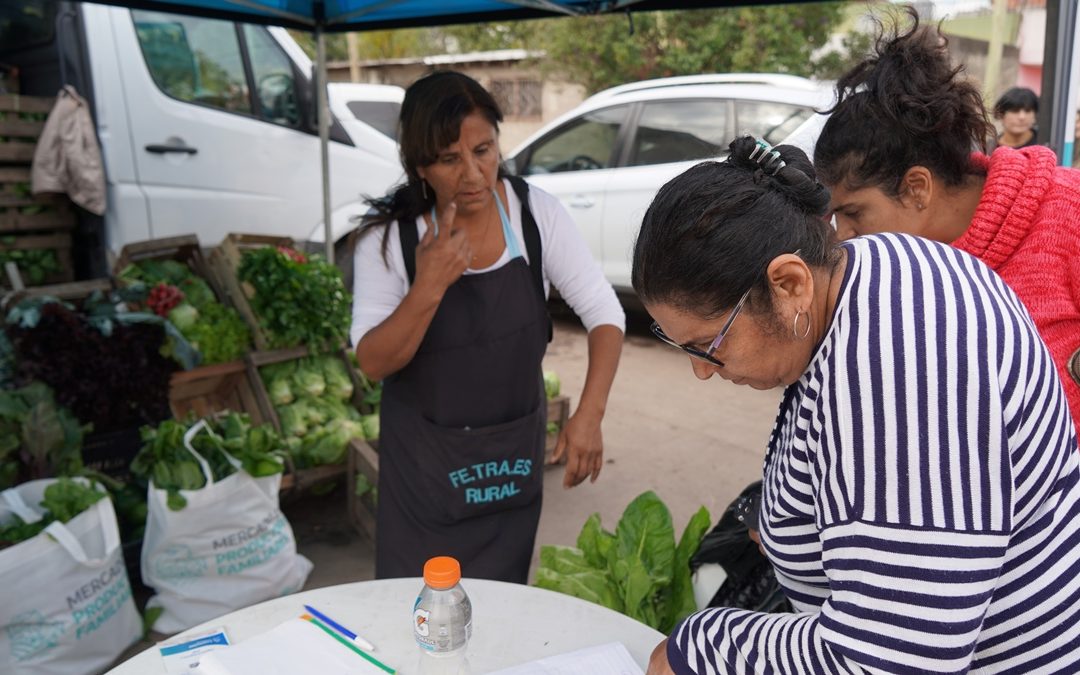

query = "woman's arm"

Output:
[[552, 324, 622, 487], [525, 185, 626, 488]]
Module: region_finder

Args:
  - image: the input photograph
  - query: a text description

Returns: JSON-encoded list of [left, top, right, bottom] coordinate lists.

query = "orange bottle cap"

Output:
[[423, 556, 462, 589]]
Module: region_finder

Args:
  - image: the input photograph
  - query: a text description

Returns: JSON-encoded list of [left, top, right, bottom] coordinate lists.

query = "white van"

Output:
[[1, 1, 403, 275]]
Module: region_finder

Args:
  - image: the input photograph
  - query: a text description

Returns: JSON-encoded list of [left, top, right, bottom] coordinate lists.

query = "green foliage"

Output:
[[118, 260, 251, 365], [238, 247, 351, 351], [535, 491, 710, 632], [131, 414, 287, 511], [437, 4, 860, 95], [0, 382, 87, 489], [812, 28, 875, 81], [0, 478, 106, 547], [287, 28, 438, 61], [0, 236, 61, 285], [541, 6, 846, 93]]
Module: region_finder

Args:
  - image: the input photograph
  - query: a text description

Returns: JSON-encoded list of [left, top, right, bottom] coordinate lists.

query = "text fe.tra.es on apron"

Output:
[[376, 176, 552, 583]]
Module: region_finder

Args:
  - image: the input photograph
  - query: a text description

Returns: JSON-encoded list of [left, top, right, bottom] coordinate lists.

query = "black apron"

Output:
[[375, 177, 551, 583]]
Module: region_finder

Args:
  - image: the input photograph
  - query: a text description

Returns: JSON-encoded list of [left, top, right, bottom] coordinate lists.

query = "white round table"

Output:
[[105, 578, 665, 674]]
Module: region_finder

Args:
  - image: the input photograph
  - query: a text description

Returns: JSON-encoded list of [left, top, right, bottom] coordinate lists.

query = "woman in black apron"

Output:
[[352, 72, 624, 583]]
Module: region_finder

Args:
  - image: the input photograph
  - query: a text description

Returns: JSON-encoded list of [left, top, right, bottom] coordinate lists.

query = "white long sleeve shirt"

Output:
[[350, 178, 625, 347]]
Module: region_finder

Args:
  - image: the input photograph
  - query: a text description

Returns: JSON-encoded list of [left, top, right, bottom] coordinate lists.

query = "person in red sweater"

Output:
[[813, 9, 1080, 433]]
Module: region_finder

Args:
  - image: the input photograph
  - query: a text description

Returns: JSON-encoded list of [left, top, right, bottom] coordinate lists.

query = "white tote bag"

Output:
[[141, 421, 313, 633], [0, 478, 142, 674]]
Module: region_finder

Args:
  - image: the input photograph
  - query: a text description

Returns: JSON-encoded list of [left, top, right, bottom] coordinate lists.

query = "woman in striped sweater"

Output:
[[633, 136, 1080, 673]]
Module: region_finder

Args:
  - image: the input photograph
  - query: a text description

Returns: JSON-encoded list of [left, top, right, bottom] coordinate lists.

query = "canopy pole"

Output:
[[316, 22, 333, 262]]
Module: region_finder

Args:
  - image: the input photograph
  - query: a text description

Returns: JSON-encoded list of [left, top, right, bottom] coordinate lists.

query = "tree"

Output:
[[287, 28, 435, 62], [443, 4, 863, 94]]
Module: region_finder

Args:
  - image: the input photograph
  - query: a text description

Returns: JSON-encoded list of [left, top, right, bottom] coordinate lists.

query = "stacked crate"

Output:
[[0, 94, 75, 287]]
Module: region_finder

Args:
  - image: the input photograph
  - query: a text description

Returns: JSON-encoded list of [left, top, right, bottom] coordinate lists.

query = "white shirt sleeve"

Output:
[[349, 219, 411, 348], [349, 180, 625, 347]]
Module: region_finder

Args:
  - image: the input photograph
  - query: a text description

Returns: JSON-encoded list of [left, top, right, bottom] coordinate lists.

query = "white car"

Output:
[[506, 74, 834, 292], [326, 82, 404, 168]]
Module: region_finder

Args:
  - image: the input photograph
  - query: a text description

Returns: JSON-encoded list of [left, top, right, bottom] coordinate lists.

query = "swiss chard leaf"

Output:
[[577, 512, 615, 569], [664, 505, 712, 632], [534, 490, 711, 632]]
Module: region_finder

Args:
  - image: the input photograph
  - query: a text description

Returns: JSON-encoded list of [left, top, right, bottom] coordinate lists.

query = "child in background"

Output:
[[993, 86, 1040, 149]]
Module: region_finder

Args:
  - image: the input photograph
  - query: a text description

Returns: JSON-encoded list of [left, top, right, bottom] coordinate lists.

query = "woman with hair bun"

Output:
[[637, 136, 1080, 674], [814, 9, 1080, 432]]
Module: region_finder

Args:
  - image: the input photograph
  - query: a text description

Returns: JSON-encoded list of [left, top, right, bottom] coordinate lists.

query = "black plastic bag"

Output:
[[690, 481, 792, 613]]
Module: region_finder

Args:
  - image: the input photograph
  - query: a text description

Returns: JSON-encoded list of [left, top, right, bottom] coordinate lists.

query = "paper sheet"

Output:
[[159, 626, 230, 675], [193, 618, 393, 675], [485, 642, 645, 675]]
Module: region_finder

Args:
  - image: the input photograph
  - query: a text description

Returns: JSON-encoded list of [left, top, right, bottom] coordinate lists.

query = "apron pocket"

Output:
[[382, 397, 546, 525]]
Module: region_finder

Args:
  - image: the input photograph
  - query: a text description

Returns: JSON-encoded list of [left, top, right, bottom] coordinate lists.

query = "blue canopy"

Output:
[[109, 0, 740, 31]]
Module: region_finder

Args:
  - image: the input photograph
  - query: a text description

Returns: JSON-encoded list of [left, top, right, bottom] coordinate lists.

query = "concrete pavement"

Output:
[[532, 313, 781, 576]]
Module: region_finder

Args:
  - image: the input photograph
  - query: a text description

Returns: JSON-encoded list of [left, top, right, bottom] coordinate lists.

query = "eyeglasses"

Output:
[[650, 286, 751, 368], [650, 249, 802, 367]]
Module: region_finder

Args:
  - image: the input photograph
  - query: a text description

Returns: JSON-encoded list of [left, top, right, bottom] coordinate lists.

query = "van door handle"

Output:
[[568, 195, 595, 209], [145, 141, 198, 155]]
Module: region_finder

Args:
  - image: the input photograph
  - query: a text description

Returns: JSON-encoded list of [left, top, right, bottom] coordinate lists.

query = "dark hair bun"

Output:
[[726, 136, 830, 218]]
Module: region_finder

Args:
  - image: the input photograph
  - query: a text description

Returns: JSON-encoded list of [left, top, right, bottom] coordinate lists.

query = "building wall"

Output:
[[947, 34, 1021, 101]]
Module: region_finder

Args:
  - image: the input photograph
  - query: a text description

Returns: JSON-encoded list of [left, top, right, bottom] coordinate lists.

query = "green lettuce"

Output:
[[534, 491, 710, 633]]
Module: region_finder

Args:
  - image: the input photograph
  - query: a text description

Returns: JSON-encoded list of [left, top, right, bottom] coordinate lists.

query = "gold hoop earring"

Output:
[[793, 310, 811, 339]]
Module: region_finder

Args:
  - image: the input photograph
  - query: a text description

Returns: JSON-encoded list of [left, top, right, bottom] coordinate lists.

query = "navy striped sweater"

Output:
[[670, 234, 1080, 674]]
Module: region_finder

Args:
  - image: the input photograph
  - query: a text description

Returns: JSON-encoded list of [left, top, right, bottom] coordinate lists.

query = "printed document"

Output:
[[486, 642, 644, 675]]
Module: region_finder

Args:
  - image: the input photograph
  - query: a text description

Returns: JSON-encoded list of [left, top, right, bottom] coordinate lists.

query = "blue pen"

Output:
[[303, 604, 377, 652]]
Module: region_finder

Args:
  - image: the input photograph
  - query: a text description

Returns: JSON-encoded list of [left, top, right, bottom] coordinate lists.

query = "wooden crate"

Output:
[[5, 278, 111, 305], [346, 438, 379, 539], [0, 231, 74, 286], [207, 233, 296, 351], [0, 167, 76, 233], [113, 234, 233, 306], [0, 95, 51, 164], [169, 359, 267, 425]]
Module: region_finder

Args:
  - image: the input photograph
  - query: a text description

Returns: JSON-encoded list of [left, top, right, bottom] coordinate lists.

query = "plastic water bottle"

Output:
[[413, 556, 472, 675]]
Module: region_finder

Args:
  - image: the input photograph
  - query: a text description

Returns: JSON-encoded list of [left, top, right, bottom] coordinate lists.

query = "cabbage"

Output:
[[361, 414, 380, 441], [301, 418, 363, 466], [321, 356, 354, 400], [544, 371, 561, 399], [268, 377, 294, 406], [278, 403, 308, 437], [303, 398, 330, 425], [167, 303, 200, 332], [291, 362, 326, 398]]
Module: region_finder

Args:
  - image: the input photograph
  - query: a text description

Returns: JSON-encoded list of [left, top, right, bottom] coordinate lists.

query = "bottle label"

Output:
[[413, 595, 471, 653]]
